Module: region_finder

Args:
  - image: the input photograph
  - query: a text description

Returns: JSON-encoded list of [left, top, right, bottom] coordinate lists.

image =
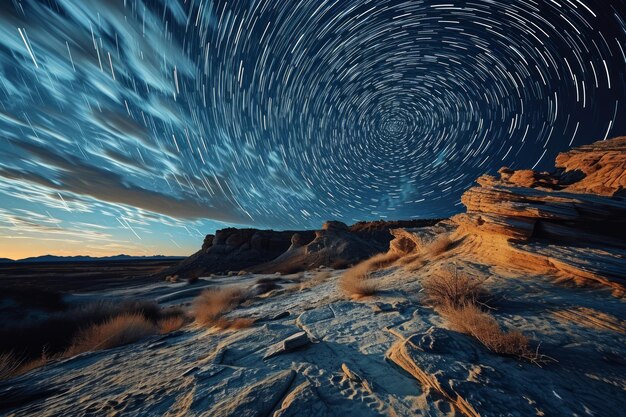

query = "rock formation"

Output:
[[163, 219, 441, 278], [159, 228, 315, 279], [392, 136, 626, 294]]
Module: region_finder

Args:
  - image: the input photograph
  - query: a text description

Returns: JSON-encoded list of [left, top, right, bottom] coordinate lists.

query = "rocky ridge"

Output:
[[162, 219, 441, 279]]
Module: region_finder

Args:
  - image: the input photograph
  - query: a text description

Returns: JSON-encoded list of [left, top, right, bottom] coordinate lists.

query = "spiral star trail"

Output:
[[0, 0, 625, 257]]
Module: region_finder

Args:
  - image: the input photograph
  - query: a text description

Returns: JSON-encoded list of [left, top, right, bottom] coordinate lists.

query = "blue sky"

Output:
[[0, 0, 625, 258]]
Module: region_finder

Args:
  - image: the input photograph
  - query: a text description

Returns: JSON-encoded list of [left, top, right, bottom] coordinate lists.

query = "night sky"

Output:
[[0, 0, 625, 258]]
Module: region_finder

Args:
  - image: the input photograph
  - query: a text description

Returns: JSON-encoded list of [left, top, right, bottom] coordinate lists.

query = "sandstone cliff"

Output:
[[161, 219, 441, 279], [392, 136, 626, 295]]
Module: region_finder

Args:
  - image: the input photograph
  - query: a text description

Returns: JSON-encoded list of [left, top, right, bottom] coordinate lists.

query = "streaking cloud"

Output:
[[0, 0, 625, 257]]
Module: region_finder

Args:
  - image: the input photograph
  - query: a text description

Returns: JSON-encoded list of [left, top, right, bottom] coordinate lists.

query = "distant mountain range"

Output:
[[0, 254, 185, 263]]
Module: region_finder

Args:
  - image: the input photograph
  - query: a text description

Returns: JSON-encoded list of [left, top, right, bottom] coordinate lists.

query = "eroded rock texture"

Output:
[[394, 136, 626, 294], [162, 219, 441, 278]]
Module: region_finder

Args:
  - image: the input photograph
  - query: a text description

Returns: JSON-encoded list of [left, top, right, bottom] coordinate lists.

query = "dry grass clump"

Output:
[[0, 299, 188, 380], [422, 267, 487, 309], [0, 351, 57, 381], [426, 235, 453, 256], [440, 304, 543, 363], [193, 287, 249, 328], [340, 263, 379, 298], [0, 352, 21, 381], [423, 267, 546, 365], [157, 315, 186, 334], [340, 252, 401, 299], [397, 234, 454, 272], [66, 313, 156, 356]]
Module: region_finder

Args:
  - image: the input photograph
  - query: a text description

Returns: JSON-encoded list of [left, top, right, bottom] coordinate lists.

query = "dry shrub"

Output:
[[426, 235, 453, 256], [0, 352, 56, 381], [0, 299, 185, 379], [423, 267, 547, 365], [340, 252, 400, 298], [158, 316, 186, 334], [0, 352, 20, 381], [193, 287, 247, 327], [422, 267, 487, 309], [297, 271, 332, 291], [366, 252, 402, 269], [0, 300, 160, 361], [67, 313, 156, 356], [340, 263, 379, 298], [440, 304, 542, 362]]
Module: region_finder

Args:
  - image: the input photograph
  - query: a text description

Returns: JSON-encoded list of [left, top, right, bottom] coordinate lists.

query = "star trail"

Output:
[[0, 0, 625, 257]]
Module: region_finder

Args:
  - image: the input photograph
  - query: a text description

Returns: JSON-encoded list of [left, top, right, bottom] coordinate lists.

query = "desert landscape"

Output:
[[1, 137, 624, 416], [1, 1, 625, 415]]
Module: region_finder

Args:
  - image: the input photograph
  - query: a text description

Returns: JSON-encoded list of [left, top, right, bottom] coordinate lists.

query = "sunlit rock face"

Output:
[[392, 136, 626, 295]]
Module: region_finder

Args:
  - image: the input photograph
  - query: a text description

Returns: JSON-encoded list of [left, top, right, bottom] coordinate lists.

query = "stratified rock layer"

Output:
[[394, 136, 626, 294], [159, 228, 314, 279], [162, 219, 441, 278]]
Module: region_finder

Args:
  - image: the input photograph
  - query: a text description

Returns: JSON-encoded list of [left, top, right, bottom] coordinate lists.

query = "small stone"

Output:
[[264, 331, 311, 359]]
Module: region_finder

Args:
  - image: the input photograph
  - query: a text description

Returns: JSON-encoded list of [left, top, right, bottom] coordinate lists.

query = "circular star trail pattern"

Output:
[[187, 0, 626, 225], [1, 0, 626, 237]]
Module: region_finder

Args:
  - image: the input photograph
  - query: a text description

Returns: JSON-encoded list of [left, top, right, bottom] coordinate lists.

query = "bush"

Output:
[[423, 267, 547, 364], [340, 252, 401, 298], [440, 304, 541, 362], [340, 264, 379, 299], [0, 299, 185, 378], [66, 313, 156, 356], [157, 316, 186, 334], [193, 287, 247, 327], [0, 300, 160, 360], [422, 267, 487, 309], [0, 352, 20, 381]]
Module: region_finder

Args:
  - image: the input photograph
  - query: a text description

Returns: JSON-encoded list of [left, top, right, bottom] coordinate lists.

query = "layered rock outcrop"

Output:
[[251, 219, 442, 273], [159, 228, 315, 279], [161, 219, 441, 278], [392, 136, 626, 294]]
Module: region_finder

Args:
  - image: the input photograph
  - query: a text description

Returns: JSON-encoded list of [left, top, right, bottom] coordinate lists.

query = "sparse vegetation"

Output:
[[193, 287, 249, 328], [440, 303, 545, 364], [340, 263, 380, 298], [0, 352, 21, 381], [397, 234, 454, 271], [426, 235, 453, 256], [423, 266, 547, 365], [66, 313, 157, 356], [422, 267, 487, 308], [0, 299, 188, 380], [158, 315, 186, 334], [340, 252, 401, 298]]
